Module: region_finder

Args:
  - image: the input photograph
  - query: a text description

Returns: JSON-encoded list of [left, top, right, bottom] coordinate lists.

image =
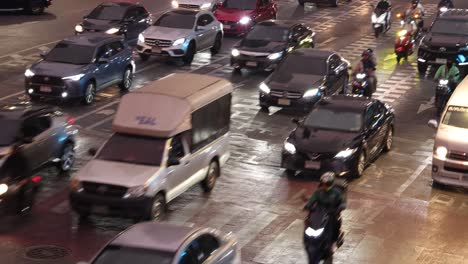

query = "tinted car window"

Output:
[[45, 42, 96, 65], [169, 136, 185, 159], [365, 104, 378, 128], [197, 234, 221, 259], [222, 0, 257, 10], [197, 14, 213, 26], [431, 19, 468, 35], [305, 108, 363, 132], [135, 7, 148, 17], [97, 133, 167, 166], [155, 13, 195, 29], [245, 25, 289, 42], [442, 106, 468, 129], [93, 246, 173, 264], [87, 4, 127, 21], [275, 55, 327, 76], [178, 245, 198, 264], [96, 45, 110, 60], [328, 54, 341, 70], [0, 116, 21, 146], [124, 8, 139, 20], [108, 41, 125, 57]]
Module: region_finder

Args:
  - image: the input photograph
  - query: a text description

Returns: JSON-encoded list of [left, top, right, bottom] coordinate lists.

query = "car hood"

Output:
[[292, 127, 361, 153], [30, 61, 89, 78], [436, 125, 468, 152], [178, 0, 215, 5], [424, 33, 468, 47], [239, 40, 286, 53], [82, 19, 122, 31], [143, 26, 192, 41], [75, 159, 159, 188], [215, 8, 254, 21], [267, 73, 324, 92]]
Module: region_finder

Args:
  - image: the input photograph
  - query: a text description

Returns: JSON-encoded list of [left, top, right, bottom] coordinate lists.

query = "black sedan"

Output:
[[281, 95, 395, 178], [0, 0, 52, 15], [259, 49, 349, 112], [231, 20, 315, 72], [74, 2, 151, 45]]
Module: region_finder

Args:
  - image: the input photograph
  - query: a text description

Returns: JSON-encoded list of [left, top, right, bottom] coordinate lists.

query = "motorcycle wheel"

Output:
[[306, 245, 322, 264], [374, 28, 380, 38], [396, 53, 402, 64]]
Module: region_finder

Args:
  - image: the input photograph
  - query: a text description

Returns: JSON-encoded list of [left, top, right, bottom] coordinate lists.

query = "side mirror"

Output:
[[97, 58, 109, 64], [40, 52, 46, 59], [428, 119, 438, 129], [88, 148, 97, 156], [292, 118, 300, 125], [167, 157, 180, 166], [22, 137, 34, 144]]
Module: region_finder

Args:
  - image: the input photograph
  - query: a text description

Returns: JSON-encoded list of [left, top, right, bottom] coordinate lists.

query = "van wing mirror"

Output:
[[428, 119, 438, 129]]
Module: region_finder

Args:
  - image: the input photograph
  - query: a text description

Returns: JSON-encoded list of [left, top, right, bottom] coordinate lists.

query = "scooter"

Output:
[[351, 72, 372, 96], [372, 6, 391, 38], [395, 28, 415, 63], [435, 78, 454, 116]]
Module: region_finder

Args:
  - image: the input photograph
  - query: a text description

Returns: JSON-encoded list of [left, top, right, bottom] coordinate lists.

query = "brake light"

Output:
[[67, 116, 75, 125], [32, 176, 41, 184]]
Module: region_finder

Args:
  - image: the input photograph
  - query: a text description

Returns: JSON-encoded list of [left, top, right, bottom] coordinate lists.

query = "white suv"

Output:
[[136, 9, 223, 64]]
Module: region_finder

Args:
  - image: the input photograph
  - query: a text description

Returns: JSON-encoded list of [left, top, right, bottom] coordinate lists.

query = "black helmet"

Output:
[[362, 50, 372, 58], [411, 0, 419, 7], [320, 172, 335, 189]]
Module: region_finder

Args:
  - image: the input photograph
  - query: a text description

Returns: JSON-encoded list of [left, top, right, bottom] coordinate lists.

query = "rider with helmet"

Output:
[[406, 0, 425, 29], [352, 50, 377, 96], [435, 58, 460, 85], [438, 0, 454, 9], [376, 0, 392, 28]]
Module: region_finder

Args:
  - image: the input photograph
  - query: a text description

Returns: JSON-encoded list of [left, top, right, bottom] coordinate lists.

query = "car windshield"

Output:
[[45, 42, 95, 65], [245, 26, 289, 42], [0, 117, 20, 146], [442, 105, 468, 129], [87, 4, 126, 21], [304, 108, 363, 132], [431, 19, 468, 35], [154, 13, 195, 29], [97, 133, 167, 166], [222, 0, 257, 10], [92, 246, 173, 264], [276, 55, 327, 76]]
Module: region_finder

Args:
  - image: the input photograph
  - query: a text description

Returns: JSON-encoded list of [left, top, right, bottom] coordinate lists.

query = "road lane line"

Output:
[[0, 91, 24, 101], [74, 100, 120, 121], [86, 115, 115, 130], [316, 37, 338, 48], [237, 211, 278, 248], [394, 163, 428, 196]]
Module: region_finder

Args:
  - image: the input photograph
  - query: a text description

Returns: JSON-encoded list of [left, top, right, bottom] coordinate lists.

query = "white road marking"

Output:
[[0, 91, 24, 101], [417, 96, 435, 114], [316, 37, 338, 48], [394, 162, 429, 196], [86, 115, 115, 130]]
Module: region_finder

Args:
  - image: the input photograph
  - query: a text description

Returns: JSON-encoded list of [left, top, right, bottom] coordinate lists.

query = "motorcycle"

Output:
[[351, 72, 372, 96], [395, 27, 415, 63], [435, 78, 454, 116], [372, 6, 391, 38]]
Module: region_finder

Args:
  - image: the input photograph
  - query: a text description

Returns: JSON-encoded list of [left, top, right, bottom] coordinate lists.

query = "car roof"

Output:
[[257, 20, 298, 29], [110, 222, 200, 253], [439, 9, 468, 20], [447, 75, 468, 106], [61, 33, 122, 46], [0, 103, 54, 120], [316, 95, 374, 113], [289, 49, 335, 59]]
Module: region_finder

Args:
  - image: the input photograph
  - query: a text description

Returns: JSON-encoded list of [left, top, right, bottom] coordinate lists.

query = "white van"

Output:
[[429, 76, 468, 188], [70, 73, 232, 220]]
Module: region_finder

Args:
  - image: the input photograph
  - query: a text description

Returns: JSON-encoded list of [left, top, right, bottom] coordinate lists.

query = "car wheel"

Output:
[[383, 126, 393, 152], [144, 193, 166, 221], [210, 34, 222, 55], [17, 183, 34, 216], [27, 4, 45, 15], [183, 42, 196, 65], [354, 151, 366, 178], [139, 53, 150, 61], [331, 0, 338, 7], [58, 142, 75, 173], [118, 67, 133, 91], [417, 62, 428, 75], [201, 160, 219, 192], [285, 169, 296, 177], [82, 82, 96, 105]]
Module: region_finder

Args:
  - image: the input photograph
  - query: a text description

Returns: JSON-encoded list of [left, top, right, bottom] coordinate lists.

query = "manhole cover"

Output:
[[23, 245, 70, 260]]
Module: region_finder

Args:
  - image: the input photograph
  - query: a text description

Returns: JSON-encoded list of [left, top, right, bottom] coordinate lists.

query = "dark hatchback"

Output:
[[281, 95, 395, 178], [75, 2, 151, 45], [417, 9, 468, 74], [259, 49, 349, 111], [25, 33, 135, 105], [0, 0, 52, 15], [231, 20, 315, 72]]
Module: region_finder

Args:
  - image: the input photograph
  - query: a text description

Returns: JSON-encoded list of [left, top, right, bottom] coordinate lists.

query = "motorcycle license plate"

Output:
[[436, 58, 447, 64], [40, 86, 52, 93], [278, 98, 290, 105], [305, 160, 320, 169], [246, 61, 258, 67]]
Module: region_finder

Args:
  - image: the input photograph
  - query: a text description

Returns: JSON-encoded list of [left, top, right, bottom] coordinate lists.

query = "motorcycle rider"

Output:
[[376, 0, 392, 30], [304, 172, 346, 252], [406, 0, 425, 29], [438, 0, 454, 8], [352, 50, 377, 96], [434, 58, 460, 87]]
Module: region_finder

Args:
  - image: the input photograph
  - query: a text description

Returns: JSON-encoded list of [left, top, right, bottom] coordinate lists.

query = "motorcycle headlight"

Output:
[[200, 2, 212, 9], [70, 178, 82, 192], [267, 51, 283, 60], [239, 16, 251, 25], [335, 148, 357, 158], [173, 38, 185, 46], [440, 7, 448, 13], [303, 88, 319, 98], [124, 185, 147, 198], [356, 73, 366, 80], [171, 0, 179, 8], [284, 142, 296, 154], [105, 27, 120, 34], [75, 24, 84, 33], [0, 184, 8, 196], [397, 30, 407, 37], [231, 48, 240, 57], [25, 69, 35, 77], [439, 79, 449, 85], [305, 227, 324, 238], [62, 73, 85, 81], [259, 82, 270, 94], [138, 33, 145, 43], [435, 146, 448, 160]]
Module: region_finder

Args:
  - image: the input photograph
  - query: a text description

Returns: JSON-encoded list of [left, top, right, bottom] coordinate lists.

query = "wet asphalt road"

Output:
[[0, 0, 468, 263]]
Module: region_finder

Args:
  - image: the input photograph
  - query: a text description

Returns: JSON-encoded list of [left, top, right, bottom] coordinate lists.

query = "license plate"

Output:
[[92, 206, 108, 214], [436, 58, 447, 64], [305, 160, 320, 169], [223, 24, 231, 29], [40, 86, 52, 93], [152, 48, 161, 53], [246, 61, 258, 67], [278, 98, 290, 105]]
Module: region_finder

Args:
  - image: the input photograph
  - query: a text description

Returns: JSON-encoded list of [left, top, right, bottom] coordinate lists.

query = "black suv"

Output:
[[0, 0, 52, 15], [418, 9, 468, 74]]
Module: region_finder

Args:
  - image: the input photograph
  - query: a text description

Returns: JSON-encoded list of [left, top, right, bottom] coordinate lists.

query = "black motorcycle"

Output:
[[435, 78, 455, 116], [351, 72, 372, 97]]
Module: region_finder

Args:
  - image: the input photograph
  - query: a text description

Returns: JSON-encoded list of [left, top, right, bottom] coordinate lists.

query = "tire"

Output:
[[142, 193, 166, 221], [210, 34, 222, 55], [183, 42, 196, 65], [139, 53, 150, 61], [417, 62, 428, 75], [26, 4, 45, 15], [57, 142, 75, 173], [374, 28, 380, 38], [340, 75, 348, 94], [383, 126, 393, 152], [17, 183, 34, 215], [331, 0, 338, 7], [201, 161, 220, 192], [285, 169, 296, 177], [118, 67, 133, 91], [298, 0, 305, 5], [396, 53, 402, 64], [260, 105, 269, 112], [353, 151, 366, 178], [82, 82, 96, 105]]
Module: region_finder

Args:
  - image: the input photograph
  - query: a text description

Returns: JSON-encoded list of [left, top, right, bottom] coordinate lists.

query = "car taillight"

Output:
[[67, 116, 75, 125], [32, 176, 41, 184]]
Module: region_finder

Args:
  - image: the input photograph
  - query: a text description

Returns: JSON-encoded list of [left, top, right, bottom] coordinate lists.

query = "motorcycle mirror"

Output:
[[428, 119, 438, 129]]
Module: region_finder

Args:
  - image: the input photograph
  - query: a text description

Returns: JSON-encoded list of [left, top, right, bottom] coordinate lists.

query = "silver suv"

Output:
[[136, 9, 223, 64]]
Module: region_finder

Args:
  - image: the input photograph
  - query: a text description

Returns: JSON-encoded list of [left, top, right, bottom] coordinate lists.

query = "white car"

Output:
[[172, 0, 220, 11], [136, 9, 223, 64]]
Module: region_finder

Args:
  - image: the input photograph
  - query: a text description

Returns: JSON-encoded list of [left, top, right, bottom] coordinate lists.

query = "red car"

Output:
[[214, 0, 277, 35]]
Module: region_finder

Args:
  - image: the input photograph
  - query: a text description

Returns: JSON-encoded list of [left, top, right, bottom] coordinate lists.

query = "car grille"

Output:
[[448, 151, 468, 161], [145, 38, 172, 48], [82, 182, 128, 197], [298, 151, 336, 161], [270, 90, 303, 99], [30, 75, 64, 86], [444, 165, 468, 174], [179, 3, 199, 8], [220, 20, 238, 27]]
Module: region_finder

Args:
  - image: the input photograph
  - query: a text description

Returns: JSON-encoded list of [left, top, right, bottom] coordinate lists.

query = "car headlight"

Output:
[[305, 227, 324, 238], [335, 148, 357, 158], [397, 30, 407, 37], [284, 142, 296, 154], [173, 38, 185, 46], [70, 178, 82, 192], [303, 88, 319, 98], [62, 74, 85, 81], [435, 146, 448, 159], [239, 16, 251, 25], [439, 79, 449, 85], [200, 2, 212, 9], [124, 185, 147, 198], [25, 69, 35, 77], [171, 0, 179, 8], [138, 33, 145, 43], [267, 51, 283, 60], [259, 82, 270, 94], [0, 184, 8, 196], [105, 27, 120, 34], [231, 48, 240, 57], [75, 24, 84, 33]]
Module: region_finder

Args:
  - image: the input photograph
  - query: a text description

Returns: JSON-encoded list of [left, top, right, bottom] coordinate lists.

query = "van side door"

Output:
[[165, 134, 192, 201]]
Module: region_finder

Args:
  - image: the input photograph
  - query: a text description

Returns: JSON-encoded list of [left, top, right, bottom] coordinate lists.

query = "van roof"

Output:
[[112, 73, 232, 138], [447, 75, 468, 107]]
